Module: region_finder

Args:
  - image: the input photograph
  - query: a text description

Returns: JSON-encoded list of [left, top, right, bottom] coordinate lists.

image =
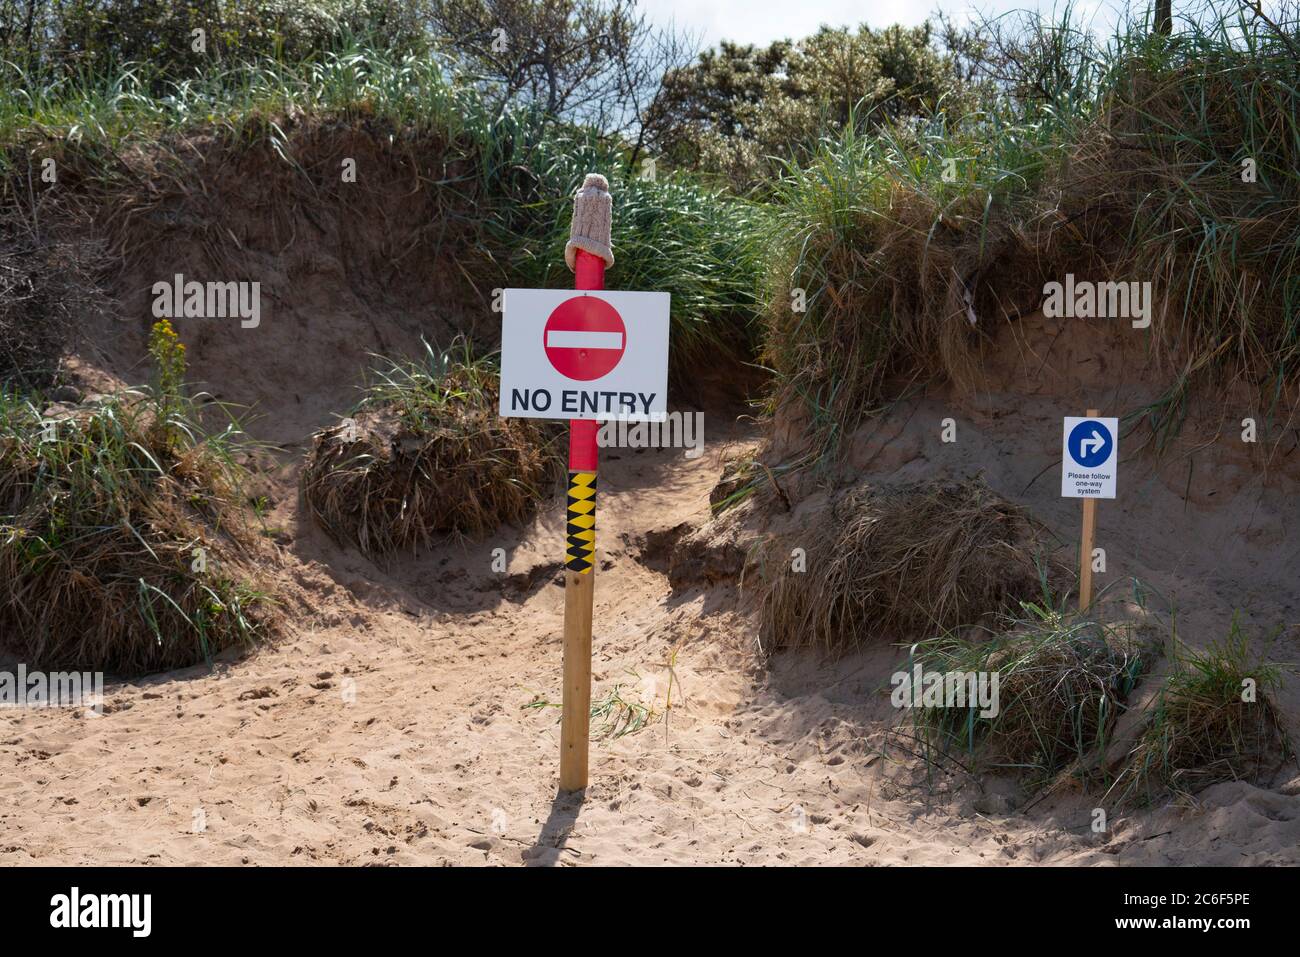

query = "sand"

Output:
[[2, 187, 1298, 865]]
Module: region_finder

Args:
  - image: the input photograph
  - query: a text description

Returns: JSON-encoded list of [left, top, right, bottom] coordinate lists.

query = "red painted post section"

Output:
[[568, 249, 605, 472]]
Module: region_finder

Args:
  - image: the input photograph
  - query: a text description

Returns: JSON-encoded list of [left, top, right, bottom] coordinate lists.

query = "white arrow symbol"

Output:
[[1080, 430, 1105, 458]]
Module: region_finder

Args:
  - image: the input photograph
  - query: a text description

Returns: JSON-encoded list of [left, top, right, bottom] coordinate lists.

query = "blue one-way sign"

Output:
[[1062, 416, 1118, 498]]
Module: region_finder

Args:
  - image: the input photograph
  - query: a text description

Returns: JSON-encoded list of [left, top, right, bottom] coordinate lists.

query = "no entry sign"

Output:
[[1062, 416, 1119, 498], [500, 288, 669, 421], [543, 296, 626, 380]]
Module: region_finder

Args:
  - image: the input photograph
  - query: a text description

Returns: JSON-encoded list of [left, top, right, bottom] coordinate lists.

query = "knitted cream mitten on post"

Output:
[[565, 173, 614, 271]]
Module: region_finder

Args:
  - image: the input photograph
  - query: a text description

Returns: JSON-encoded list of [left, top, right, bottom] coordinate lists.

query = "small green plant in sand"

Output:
[[589, 685, 656, 738], [1114, 618, 1291, 804], [148, 318, 186, 420], [523, 681, 659, 740]]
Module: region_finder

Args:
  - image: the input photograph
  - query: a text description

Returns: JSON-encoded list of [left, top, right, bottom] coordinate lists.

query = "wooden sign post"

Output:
[[1077, 408, 1099, 611], [496, 175, 670, 793], [1061, 408, 1119, 614], [559, 252, 604, 793]]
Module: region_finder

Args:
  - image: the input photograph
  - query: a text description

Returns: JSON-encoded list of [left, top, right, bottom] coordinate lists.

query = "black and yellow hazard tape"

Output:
[[566, 470, 597, 573]]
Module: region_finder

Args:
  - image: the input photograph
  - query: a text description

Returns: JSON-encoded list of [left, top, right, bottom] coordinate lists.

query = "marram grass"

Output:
[[0, 388, 274, 674], [302, 340, 563, 558]]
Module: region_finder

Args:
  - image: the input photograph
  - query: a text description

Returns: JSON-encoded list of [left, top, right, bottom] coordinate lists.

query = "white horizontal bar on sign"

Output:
[[545, 330, 623, 350]]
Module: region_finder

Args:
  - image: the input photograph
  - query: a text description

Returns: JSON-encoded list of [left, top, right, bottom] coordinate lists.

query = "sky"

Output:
[[639, 0, 1128, 49]]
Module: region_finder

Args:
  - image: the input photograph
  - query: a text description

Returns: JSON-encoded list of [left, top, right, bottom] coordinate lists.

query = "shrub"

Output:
[[909, 607, 1148, 781], [759, 478, 1054, 654], [1119, 619, 1290, 801], [4, 1, 432, 83], [301, 341, 562, 557], [0, 389, 273, 674]]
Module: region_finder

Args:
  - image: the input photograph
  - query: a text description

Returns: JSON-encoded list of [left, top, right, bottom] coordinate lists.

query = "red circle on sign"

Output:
[[543, 296, 626, 381]]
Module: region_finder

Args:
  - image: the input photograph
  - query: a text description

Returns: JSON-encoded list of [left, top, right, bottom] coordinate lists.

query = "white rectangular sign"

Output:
[[1061, 416, 1119, 499], [499, 288, 670, 422]]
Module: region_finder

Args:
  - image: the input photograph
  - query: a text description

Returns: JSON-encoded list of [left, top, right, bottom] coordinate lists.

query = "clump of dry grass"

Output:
[[0, 389, 273, 675], [909, 608, 1149, 782], [302, 341, 562, 558], [1115, 620, 1290, 803], [759, 477, 1055, 654]]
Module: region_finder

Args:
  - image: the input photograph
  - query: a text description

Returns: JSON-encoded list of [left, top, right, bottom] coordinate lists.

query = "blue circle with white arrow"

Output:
[[1068, 420, 1114, 468]]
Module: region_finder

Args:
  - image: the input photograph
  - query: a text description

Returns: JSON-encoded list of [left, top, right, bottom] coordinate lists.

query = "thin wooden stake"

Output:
[[1078, 407, 1099, 612], [560, 566, 594, 790]]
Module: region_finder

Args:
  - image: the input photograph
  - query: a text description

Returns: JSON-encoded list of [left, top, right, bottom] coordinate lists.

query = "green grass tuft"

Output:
[[909, 603, 1148, 783], [0, 386, 273, 674], [1118, 617, 1290, 802]]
